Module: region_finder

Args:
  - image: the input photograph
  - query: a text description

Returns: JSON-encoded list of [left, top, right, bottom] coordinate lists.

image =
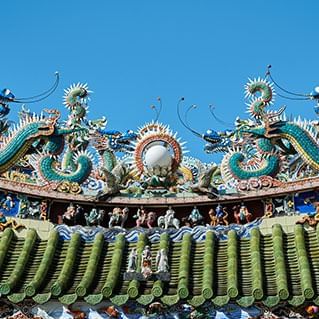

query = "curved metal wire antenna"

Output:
[[185, 104, 198, 129], [13, 72, 60, 104], [266, 65, 311, 100], [150, 97, 162, 122], [176, 97, 202, 137], [209, 104, 234, 127]]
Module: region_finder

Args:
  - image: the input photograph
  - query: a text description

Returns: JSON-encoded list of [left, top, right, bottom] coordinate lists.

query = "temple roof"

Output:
[[0, 223, 318, 308]]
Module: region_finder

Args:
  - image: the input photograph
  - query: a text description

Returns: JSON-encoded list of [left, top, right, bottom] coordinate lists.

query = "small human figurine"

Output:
[[1, 195, 14, 211], [158, 206, 180, 229], [188, 206, 204, 226], [108, 207, 121, 228], [134, 206, 147, 227], [165, 206, 175, 229], [233, 202, 252, 224], [62, 203, 76, 226], [85, 208, 105, 226], [40, 200, 48, 221], [146, 211, 156, 229], [156, 249, 169, 273], [121, 207, 129, 228], [141, 245, 152, 278], [214, 204, 229, 225], [74, 204, 84, 225], [133, 207, 156, 229], [127, 248, 138, 272], [208, 208, 218, 226], [264, 198, 274, 218], [108, 207, 129, 228]]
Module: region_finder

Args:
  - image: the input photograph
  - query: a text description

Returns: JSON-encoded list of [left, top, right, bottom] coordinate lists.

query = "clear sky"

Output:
[[3, 0, 319, 162]]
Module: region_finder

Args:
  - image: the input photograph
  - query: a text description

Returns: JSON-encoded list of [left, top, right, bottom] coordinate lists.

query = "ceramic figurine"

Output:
[[1, 195, 15, 211], [141, 245, 152, 278], [157, 206, 180, 229], [108, 207, 129, 228], [208, 208, 218, 226], [134, 206, 156, 228], [264, 198, 274, 218], [40, 200, 48, 220], [127, 248, 138, 272], [209, 204, 228, 226], [62, 203, 76, 226], [84, 208, 105, 226], [156, 248, 169, 272], [134, 206, 147, 227], [233, 202, 252, 224], [187, 205, 204, 226]]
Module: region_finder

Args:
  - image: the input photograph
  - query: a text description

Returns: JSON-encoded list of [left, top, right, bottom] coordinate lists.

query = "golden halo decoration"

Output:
[[130, 122, 187, 176]]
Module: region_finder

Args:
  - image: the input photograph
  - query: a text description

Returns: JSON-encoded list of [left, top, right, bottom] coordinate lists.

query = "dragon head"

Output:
[[63, 83, 90, 109], [92, 128, 138, 153], [203, 129, 232, 153], [236, 106, 287, 141], [107, 129, 138, 152], [0, 89, 15, 104]]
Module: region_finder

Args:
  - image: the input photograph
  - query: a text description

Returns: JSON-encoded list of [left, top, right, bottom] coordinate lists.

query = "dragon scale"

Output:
[[221, 137, 280, 182], [0, 116, 55, 173], [37, 153, 92, 183], [270, 122, 319, 171], [32, 130, 93, 184]]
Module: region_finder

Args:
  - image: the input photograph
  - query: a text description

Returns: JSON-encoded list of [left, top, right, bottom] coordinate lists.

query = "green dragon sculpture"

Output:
[[26, 110, 93, 184], [30, 83, 104, 185], [220, 77, 319, 185], [30, 82, 135, 190], [0, 106, 92, 185], [61, 83, 92, 172]]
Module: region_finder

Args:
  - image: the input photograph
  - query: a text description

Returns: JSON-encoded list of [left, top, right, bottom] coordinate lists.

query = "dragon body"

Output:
[[221, 137, 281, 182], [34, 132, 93, 184], [0, 107, 92, 184], [0, 113, 56, 173]]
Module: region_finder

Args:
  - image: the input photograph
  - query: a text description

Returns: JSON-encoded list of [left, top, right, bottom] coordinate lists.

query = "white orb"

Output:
[[144, 144, 172, 168]]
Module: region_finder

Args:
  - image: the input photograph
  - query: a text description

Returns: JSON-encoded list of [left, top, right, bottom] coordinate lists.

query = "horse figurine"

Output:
[[158, 206, 180, 229]]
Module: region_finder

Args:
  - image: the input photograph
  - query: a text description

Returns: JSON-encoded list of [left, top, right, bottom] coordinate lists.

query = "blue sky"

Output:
[[3, 0, 319, 162]]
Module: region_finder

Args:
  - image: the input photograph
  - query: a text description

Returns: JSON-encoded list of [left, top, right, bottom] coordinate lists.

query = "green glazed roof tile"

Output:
[[0, 224, 318, 307]]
